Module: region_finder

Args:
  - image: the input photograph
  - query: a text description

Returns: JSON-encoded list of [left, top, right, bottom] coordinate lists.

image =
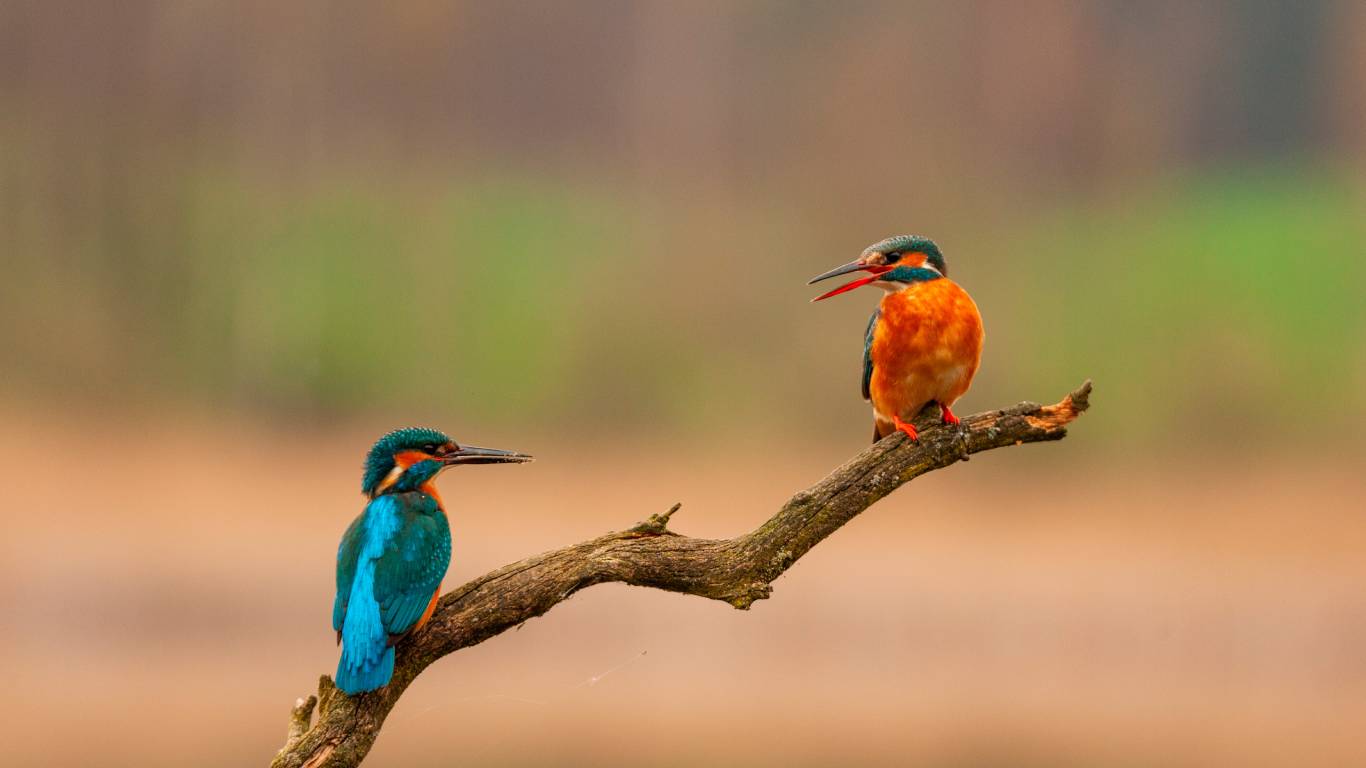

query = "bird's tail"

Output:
[[873, 419, 892, 443], [336, 563, 394, 695]]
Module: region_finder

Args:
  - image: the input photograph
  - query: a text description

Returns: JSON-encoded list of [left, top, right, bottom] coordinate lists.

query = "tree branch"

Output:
[[272, 381, 1092, 768]]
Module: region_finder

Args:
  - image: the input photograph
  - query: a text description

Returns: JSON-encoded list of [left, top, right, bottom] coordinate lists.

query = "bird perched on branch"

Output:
[[333, 427, 532, 694], [809, 235, 984, 442]]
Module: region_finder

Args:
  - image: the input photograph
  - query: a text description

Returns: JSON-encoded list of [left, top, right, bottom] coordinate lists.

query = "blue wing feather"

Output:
[[374, 499, 451, 636], [862, 307, 880, 401], [333, 493, 451, 694], [333, 516, 363, 634]]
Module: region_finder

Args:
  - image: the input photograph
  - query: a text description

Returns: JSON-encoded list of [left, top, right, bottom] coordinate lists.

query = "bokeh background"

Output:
[[2, 2, 1364, 766]]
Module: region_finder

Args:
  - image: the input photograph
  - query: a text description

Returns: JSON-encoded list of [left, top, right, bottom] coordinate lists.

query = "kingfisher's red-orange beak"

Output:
[[807, 261, 893, 301]]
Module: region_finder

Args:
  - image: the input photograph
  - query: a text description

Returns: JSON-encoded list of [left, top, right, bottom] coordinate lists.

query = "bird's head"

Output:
[[808, 235, 947, 301], [361, 427, 532, 498]]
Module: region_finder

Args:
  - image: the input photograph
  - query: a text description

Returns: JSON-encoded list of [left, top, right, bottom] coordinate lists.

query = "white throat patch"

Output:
[[375, 463, 406, 493]]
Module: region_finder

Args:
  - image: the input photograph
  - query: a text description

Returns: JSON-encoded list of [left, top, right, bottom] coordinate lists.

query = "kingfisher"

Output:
[[333, 427, 532, 695], [808, 235, 984, 442]]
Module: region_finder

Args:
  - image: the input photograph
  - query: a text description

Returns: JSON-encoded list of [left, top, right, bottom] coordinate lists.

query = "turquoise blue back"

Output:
[[333, 491, 452, 694]]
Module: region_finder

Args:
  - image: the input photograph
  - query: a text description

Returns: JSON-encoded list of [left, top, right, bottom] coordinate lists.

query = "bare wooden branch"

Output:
[[272, 381, 1092, 768]]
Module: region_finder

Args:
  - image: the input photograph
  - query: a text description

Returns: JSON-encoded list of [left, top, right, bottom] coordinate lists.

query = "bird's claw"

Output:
[[892, 415, 919, 441]]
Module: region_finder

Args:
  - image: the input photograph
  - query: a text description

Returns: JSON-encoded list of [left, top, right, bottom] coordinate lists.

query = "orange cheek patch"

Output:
[[393, 450, 430, 469], [374, 450, 439, 495]]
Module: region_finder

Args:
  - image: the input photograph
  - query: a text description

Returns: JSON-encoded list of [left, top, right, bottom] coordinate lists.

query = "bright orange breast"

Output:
[[869, 279, 984, 420]]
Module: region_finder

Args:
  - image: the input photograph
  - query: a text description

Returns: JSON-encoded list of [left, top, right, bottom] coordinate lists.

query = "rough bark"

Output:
[[272, 381, 1092, 768]]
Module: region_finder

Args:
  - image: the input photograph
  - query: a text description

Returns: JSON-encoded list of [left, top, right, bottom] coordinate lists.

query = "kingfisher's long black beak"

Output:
[[441, 444, 533, 466], [807, 260, 866, 286], [807, 261, 892, 302]]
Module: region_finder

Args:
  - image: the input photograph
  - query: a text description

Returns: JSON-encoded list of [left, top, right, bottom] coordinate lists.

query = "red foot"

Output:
[[939, 402, 960, 426], [892, 414, 919, 441]]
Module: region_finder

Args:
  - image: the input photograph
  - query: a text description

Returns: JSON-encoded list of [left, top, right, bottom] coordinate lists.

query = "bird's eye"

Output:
[[422, 443, 438, 454], [886, 251, 902, 263]]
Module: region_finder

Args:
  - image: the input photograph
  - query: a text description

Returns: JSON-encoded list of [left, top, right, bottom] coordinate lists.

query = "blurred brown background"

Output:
[[1, 2, 1364, 766]]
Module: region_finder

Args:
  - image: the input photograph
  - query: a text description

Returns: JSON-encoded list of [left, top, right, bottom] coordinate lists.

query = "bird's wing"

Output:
[[333, 493, 451, 639], [862, 306, 880, 401], [333, 514, 364, 636], [372, 493, 452, 638]]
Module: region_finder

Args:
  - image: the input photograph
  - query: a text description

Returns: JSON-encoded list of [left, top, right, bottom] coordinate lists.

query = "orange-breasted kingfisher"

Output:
[[333, 427, 531, 695], [809, 235, 984, 442]]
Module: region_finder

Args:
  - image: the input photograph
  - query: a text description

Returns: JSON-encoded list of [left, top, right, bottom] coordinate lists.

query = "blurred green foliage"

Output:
[[4, 1, 1363, 447], [4, 155, 1362, 444], [991, 167, 1366, 442], [195, 177, 623, 418]]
